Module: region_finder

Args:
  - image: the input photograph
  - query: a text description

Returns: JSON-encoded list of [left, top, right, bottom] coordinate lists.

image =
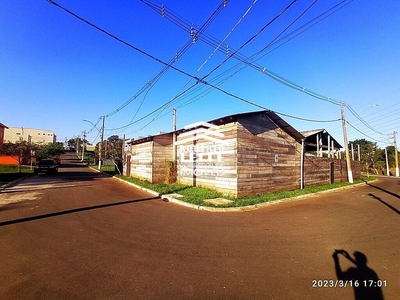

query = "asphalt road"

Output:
[[0, 152, 399, 300]]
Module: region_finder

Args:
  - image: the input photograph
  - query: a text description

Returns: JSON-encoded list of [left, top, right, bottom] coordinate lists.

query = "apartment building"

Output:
[[4, 127, 56, 144], [0, 123, 8, 146]]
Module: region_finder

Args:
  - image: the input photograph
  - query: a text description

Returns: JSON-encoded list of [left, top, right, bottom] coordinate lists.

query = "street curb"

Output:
[[112, 175, 374, 212], [0, 174, 33, 192], [112, 176, 161, 197], [160, 181, 370, 212]]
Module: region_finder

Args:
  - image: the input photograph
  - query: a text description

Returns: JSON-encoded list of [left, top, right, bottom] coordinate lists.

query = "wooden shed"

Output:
[[175, 110, 305, 197], [124, 132, 173, 183], [124, 110, 360, 198]]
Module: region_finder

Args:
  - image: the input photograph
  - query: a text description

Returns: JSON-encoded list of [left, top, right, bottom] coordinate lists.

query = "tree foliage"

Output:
[[0, 141, 31, 172], [106, 135, 123, 160], [352, 139, 398, 175], [34, 142, 65, 161]]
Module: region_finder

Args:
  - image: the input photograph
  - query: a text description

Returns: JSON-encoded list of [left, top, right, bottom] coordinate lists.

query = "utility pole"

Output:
[[385, 147, 390, 176], [172, 108, 177, 163], [98, 116, 105, 170], [81, 130, 86, 161], [341, 102, 353, 183], [75, 136, 79, 155], [394, 131, 399, 177]]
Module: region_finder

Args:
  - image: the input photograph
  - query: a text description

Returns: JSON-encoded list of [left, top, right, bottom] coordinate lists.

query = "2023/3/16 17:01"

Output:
[[312, 280, 387, 288]]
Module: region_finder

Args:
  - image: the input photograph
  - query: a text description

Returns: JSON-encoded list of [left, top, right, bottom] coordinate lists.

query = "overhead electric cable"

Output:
[[121, 1, 330, 133], [104, 0, 228, 118], [144, 0, 350, 106], [346, 121, 388, 144]]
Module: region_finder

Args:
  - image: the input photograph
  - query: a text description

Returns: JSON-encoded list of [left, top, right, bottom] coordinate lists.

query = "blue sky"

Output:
[[1, 0, 399, 148]]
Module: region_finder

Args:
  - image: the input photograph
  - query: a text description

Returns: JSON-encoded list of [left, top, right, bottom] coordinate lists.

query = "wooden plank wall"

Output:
[[177, 123, 238, 196], [127, 141, 153, 182], [303, 156, 361, 186], [153, 135, 173, 183], [236, 114, 301, 198]]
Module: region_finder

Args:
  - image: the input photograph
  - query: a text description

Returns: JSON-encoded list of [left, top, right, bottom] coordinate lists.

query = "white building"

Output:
[[4, 127, 56, 144]]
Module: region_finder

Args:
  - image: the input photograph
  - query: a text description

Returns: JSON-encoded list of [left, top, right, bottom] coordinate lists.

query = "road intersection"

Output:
[[1, 152, 399, 299]]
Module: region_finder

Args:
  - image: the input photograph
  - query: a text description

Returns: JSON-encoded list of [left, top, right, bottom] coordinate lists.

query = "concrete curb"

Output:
[[112, 174, 373, 212], [161, 181, 369, 212], [113, 176, 161, 197], [0, 174, 33, 192]]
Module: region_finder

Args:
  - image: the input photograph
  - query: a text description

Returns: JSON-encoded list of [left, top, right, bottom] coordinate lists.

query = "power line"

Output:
[[131, 0, 321, 131], [346, 121, 389, 144], [105, 0, 228, 119], [145, 0, 350, 106]]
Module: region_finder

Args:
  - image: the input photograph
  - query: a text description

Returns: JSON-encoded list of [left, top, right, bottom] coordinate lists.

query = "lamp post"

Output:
[[360, 103, 379, 114]]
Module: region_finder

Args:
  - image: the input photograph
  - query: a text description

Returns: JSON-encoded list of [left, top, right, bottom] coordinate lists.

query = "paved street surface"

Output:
[[1, 152, 399, 299]]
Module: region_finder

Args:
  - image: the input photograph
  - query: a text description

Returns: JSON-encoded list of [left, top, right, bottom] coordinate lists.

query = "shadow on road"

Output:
[[367, 193, 400, 215], [364, 181, 400, 215], [366, 182, 400, 200], [0, 196, 161, 227], [332, 249, 384, 300]]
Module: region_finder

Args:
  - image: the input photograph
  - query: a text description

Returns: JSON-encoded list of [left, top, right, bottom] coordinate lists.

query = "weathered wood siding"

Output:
[[304, 156, 361, 186], [124, 112, 360, 198], [236, 114, 301, 197], [153, 135, 173, 183], [177, 123, 238, 196], [128, 141, 153, 182]]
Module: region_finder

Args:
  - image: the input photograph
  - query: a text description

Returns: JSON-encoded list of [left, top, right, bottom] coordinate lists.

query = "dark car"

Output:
[[34, 159, 59, 174]]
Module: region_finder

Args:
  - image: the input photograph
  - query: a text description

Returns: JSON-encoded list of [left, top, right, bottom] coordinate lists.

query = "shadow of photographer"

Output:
[[332, 250, 384, 300]]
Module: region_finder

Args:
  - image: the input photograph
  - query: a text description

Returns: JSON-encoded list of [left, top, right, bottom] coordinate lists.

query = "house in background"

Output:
[[0, 123, 8, 146], [4, 127, 56, 144], [124, 110, 360, 198]]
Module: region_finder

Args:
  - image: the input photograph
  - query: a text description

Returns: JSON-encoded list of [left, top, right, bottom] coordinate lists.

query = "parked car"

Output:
[[34, 159, 59, 174]]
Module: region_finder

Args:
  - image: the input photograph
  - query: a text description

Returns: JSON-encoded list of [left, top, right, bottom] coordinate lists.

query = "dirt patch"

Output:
[[203, 198, 234, 206], [0, 192, 41, 206]]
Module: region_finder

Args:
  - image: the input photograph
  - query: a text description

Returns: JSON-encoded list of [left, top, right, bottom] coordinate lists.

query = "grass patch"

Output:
[[91, 164, 119, 176], [0, 164, 33, 186], [115, 175, 375, 208]]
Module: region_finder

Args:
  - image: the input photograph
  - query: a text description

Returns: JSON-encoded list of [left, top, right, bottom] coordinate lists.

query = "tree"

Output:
[[0, 141, 31, 172], [378, 145, 399, 175], [107, 135, 123, 160], [35, 142, 65, 161], [68, 138, 76, 149], [353, 139, 382, 175]]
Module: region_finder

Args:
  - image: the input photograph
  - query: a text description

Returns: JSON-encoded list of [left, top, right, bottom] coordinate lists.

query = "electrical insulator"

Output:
[[190, 26, 197, 43], [161, 4, 165, 17], [175, 51, 178, 61], [226, 45, 230, 56]]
